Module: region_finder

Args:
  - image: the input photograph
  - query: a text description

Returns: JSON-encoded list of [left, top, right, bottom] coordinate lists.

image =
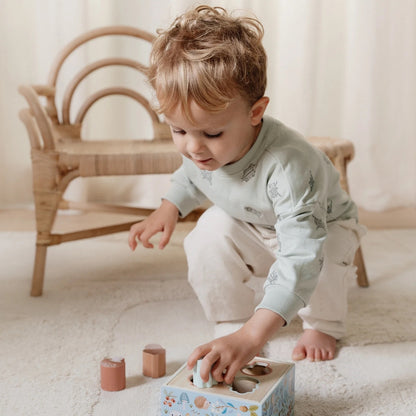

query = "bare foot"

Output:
[[292, 329, 336, 362]]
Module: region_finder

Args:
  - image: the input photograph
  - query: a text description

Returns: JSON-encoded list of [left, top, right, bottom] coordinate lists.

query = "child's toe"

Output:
[[292, 345, 306, 361]]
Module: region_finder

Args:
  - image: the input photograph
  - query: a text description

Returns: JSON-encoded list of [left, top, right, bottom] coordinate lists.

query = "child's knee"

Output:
[[194, 205, 237, 232], [325, 222, 360, 266], [184, 206, 238, 255]]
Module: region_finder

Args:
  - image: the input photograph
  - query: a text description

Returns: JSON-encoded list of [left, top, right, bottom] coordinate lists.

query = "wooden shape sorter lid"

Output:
[[166, 357, 292, 403]]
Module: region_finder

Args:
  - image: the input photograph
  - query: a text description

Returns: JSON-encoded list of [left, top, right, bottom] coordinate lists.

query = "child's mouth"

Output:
[[194, 158, 213, 164]]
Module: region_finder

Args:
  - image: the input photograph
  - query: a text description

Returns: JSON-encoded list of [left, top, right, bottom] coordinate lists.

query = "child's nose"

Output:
[[187, 136, 204, 154]]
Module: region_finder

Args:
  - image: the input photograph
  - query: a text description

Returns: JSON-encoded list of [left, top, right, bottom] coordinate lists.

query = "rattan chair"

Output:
[[18, 26, 192, 296], [18, 26, 368, 297]]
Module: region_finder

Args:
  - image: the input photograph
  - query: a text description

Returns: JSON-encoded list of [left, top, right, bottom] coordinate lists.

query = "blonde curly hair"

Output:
[[148, 5, 267, 121]]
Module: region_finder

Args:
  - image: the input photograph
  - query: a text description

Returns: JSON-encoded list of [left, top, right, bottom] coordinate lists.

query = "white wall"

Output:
[[1, 0, 415, 211]]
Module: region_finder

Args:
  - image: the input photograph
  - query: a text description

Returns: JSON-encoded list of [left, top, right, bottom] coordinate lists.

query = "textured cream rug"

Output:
[[0, 226, 415, 415]]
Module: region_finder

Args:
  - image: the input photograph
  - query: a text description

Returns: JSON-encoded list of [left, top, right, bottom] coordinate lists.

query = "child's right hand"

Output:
[[128, 199, 179, 250]]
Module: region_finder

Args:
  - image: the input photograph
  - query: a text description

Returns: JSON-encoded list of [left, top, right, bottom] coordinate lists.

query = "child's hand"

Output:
[[128, 199, 179, 250], [187, 327, 262, 385], [187, 309, 286, 384]]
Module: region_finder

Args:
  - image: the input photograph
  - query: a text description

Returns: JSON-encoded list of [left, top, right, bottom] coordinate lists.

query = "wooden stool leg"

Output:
[[337, 154, 370, 288], [354, 247, 369, 288], [307, 139, 370, 288], [31, 244, 48, 296]]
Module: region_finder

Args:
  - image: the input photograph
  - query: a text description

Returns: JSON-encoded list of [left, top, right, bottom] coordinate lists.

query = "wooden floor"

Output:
[[0, 206, 415, 232]]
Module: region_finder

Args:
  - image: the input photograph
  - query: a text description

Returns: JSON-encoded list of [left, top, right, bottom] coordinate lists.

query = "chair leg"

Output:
[[30, 150, 64, 296], [30, 193, 60, 296], [354, 247, 369, 287], [31, 244, 48, 296], [30, 190, 60, 296]]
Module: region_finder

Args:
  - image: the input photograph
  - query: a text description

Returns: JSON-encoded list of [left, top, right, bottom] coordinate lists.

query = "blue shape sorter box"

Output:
[[160, 357, 295, 415]]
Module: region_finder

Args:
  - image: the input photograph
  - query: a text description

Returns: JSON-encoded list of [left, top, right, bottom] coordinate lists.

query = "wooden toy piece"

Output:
[[161, 357, 295, 415], [143, 344, 166, 378], [192, 359, 218, 388], [100, 357, 126, 391]]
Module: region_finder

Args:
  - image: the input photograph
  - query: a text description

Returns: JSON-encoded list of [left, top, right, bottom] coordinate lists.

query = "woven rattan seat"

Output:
[[18, 26, 367, 296], [54, 139, 181, 176]]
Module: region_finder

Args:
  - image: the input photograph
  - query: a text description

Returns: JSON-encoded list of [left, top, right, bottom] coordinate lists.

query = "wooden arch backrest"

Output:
[[44, 26, 169, 138]]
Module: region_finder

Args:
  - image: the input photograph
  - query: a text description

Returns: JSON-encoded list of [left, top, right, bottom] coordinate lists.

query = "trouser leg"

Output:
[[298, 219, 364, 339], [184, 206, 276, 322], [185, 206, 364, 339]]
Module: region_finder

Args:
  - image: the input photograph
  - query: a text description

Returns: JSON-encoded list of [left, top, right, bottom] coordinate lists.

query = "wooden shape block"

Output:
[[143, 344, 166, 378], [100, 357, 126, 391], [161, 357, 295, 415]]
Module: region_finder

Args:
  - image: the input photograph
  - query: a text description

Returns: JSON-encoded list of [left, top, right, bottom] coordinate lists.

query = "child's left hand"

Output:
[[186, 327, 262, 385], [187, 309, 286, 384]]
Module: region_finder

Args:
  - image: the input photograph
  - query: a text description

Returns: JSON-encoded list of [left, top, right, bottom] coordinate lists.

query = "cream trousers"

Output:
[[184, 206, 365, 339]]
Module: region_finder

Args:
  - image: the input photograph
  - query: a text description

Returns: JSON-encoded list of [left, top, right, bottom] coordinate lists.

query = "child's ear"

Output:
[[250, 97, 269, 126]]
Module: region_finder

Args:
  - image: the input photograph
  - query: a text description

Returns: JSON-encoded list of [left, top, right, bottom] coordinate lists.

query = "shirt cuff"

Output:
[[163, 188, 201, 218], [255, 284, 305, 325]]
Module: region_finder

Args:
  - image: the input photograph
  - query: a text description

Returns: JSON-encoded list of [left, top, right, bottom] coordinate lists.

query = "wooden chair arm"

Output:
[[18, 109, 42, 150], [18, 84, 55, 150], [32, 85, 56, 97]]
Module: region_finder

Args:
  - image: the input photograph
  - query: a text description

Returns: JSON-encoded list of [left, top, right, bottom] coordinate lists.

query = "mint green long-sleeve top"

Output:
[[164, 116, 358, 324]]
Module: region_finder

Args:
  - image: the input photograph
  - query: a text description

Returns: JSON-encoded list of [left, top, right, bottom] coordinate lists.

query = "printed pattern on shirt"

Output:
[[201, 170, 213, 185], [312, 214, 326, 231], [244, 206, 263, 218], [308, 171, 315, 192], [264, 269, 279, 288], [241, 163, 257, 182], [327, 199, 333, 215], [268, 181, 281, 199]]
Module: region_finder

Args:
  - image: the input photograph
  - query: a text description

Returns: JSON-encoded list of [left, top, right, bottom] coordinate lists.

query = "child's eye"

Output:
[[172, 129, 186, 135], [204, 132, 223, 138]]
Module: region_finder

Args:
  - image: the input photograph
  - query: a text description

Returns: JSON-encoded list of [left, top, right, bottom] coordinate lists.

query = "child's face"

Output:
[[164, 96, 265, 171]]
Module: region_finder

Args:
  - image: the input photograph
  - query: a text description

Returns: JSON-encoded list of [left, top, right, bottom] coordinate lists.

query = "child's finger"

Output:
[[129, 238, 137, 251], [187, 344, 211, 370], [158, 225, 174, 249], [128, 232, 139, 250], [139, 234, 154, 249], [139, 227, 161, 249], [199, 350, 221, 382], [223, 360, 242, 385], [211, 358, 227, 383], [128, 223, 144, 249]]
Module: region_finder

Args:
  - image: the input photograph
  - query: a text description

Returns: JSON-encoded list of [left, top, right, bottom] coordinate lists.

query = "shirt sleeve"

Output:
[[255, 203, 327, 324], [163, 163, 208, 218], [255, 157, 328, 324]]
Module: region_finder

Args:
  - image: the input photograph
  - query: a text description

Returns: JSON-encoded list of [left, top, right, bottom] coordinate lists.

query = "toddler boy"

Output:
[[128, 5, 365, 385]]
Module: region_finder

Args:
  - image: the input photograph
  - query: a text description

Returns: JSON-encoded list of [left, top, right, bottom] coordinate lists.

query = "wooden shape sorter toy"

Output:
[[160, 357, 295, 416]]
